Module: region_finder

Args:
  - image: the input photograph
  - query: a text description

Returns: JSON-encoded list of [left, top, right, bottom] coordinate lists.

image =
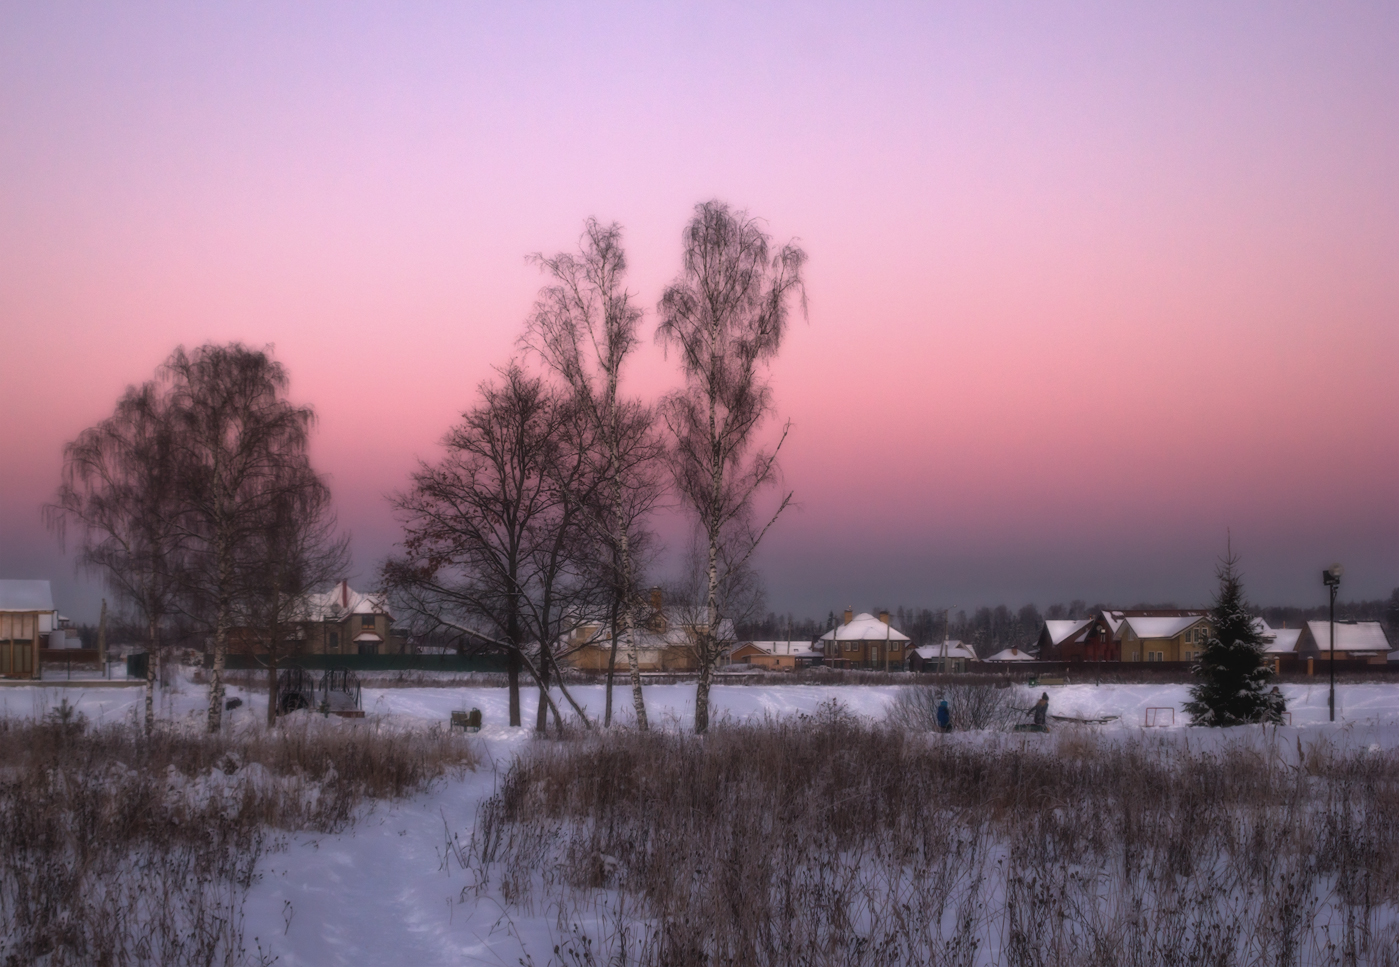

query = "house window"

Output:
[[361, 614, 375, 629], [1148, 651, 1163, 662], [329, 631, 339, 650]]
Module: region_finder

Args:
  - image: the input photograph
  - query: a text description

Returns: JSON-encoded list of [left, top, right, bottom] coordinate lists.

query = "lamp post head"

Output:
[[1323, 563, 1344, 587]]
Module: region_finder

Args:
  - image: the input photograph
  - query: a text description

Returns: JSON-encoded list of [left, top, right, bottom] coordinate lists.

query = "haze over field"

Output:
[[2, 3, 1396, 620]]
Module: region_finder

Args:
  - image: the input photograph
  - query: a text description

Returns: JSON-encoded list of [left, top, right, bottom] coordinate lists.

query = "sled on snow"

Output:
[[1050, 714, 1119, 725]]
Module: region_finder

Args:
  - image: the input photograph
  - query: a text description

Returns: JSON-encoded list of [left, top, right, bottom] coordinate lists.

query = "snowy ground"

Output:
[[9, 676, 1399, 965]]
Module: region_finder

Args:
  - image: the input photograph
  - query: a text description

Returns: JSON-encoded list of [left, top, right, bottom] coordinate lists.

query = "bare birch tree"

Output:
[[384, 365, 599, 733], [48, 382, 183, 734], [657, 201, 806, 733], [524, 219, 665, 730], [242, 462, 350, 727], [163, 344, 317, 732]]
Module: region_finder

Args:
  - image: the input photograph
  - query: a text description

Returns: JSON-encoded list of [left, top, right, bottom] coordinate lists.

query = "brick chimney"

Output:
[[878, 610, 890, 625], [650, 587, 663, 612], [843, 608, 853, 625]]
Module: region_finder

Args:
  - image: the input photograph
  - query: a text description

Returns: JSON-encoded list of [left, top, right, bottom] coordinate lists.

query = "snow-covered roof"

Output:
[[0, 580, 55, 612], [1301, 621, 1391, 653], [1263, 628, 1302, 654], [985, 646, 1036, 662], [1044, 619, 1092, 645], [353, 632, 383, 643], [818, 613, 911, 642], [1121, 615, 1207, 640], [303, 580, 390, 621], [1101, 611, 1126, 635], [735, 640, 822, 658], [912, 641, 977, 661]]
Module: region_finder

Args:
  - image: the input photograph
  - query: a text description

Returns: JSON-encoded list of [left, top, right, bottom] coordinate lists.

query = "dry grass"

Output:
[[0, 712, 478, 967], [468, 719, 1399, 966]]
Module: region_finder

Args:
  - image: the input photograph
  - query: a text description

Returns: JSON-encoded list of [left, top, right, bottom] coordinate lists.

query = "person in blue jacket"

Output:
[[936, 698, 951, 733]]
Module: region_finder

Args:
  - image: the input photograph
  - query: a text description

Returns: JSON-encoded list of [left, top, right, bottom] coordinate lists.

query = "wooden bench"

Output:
[[450, 709, 482, 733]]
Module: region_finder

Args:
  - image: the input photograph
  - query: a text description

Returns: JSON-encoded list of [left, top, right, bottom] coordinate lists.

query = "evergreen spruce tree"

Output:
[[1184, 552, 1286, 726]]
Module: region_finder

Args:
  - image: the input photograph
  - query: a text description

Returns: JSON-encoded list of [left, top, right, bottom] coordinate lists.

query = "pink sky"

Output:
[[2, 3, 1396, 621]]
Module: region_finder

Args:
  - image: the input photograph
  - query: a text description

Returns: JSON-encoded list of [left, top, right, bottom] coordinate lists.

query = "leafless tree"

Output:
[[524, 220, 666, 729], [240, 462, 350, 727], [163, 344, 318, 733], [385, 365, 598, 733], [48, 383, 183, 734], [657, 201, 806, 732]]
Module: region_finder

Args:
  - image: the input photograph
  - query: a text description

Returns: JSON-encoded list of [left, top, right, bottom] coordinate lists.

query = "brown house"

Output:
[[907, 640, 978, 673], [0, 580, 56, 680], [818, 610, 910, 670], [228, 580, 399, 659], [1296, 620, 1391, 665]]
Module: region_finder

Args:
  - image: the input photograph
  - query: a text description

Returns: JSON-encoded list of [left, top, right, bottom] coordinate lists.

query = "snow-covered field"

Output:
[[8, 676, 1399, 965]]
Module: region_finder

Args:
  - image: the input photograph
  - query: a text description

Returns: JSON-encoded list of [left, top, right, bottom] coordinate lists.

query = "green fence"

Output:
[[213, 653, 511, 673]]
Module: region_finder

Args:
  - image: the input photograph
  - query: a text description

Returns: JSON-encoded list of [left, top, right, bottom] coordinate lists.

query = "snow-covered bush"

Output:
[[889, 681, 1028, 731]]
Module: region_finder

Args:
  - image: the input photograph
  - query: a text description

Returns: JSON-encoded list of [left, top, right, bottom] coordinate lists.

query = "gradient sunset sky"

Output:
[[2, 2, 1396, 622]]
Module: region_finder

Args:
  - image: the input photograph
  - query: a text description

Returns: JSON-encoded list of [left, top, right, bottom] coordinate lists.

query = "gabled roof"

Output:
[[1263, 628, 1302, 654], [985, 646, 1036, 662], [912, 640, 977, 661], [735, 640, 822, 658], [303, 580, 390, 621], [0, 580, 55, 612], [1121, 615, 1207, 640], [1301, 621, 1391, 653], [818, 613, 911, 642], [1044, 619, 1093, 645]]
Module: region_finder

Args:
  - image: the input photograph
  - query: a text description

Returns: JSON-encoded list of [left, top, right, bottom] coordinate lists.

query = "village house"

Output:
[[1041, 609, 1211, 662], [907, 640, 978, 673], [0, 579, 57, 680], [1118, 613, 1212, 662], [818, 609, 910, 670], [561, 588, 734, 673], [229, 580, 401, 658], [729, 639, 823, 671], [301, 581, 400, 655], [1259, 621, 1303, 673], [1295, 620, 1391, 665], [1036, 618, 1094, 660]]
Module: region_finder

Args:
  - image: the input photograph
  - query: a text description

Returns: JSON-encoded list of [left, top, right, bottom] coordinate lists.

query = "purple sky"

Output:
[[2, 3, 1396, 623]]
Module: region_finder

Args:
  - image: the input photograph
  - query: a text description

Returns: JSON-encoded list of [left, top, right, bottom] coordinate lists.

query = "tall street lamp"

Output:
[[1323, 563, 1344, 722]]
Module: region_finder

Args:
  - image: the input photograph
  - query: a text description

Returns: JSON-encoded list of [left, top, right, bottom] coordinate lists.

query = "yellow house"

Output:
[[560, 589, 732, 673], [1119, 613, 1211, 662]]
